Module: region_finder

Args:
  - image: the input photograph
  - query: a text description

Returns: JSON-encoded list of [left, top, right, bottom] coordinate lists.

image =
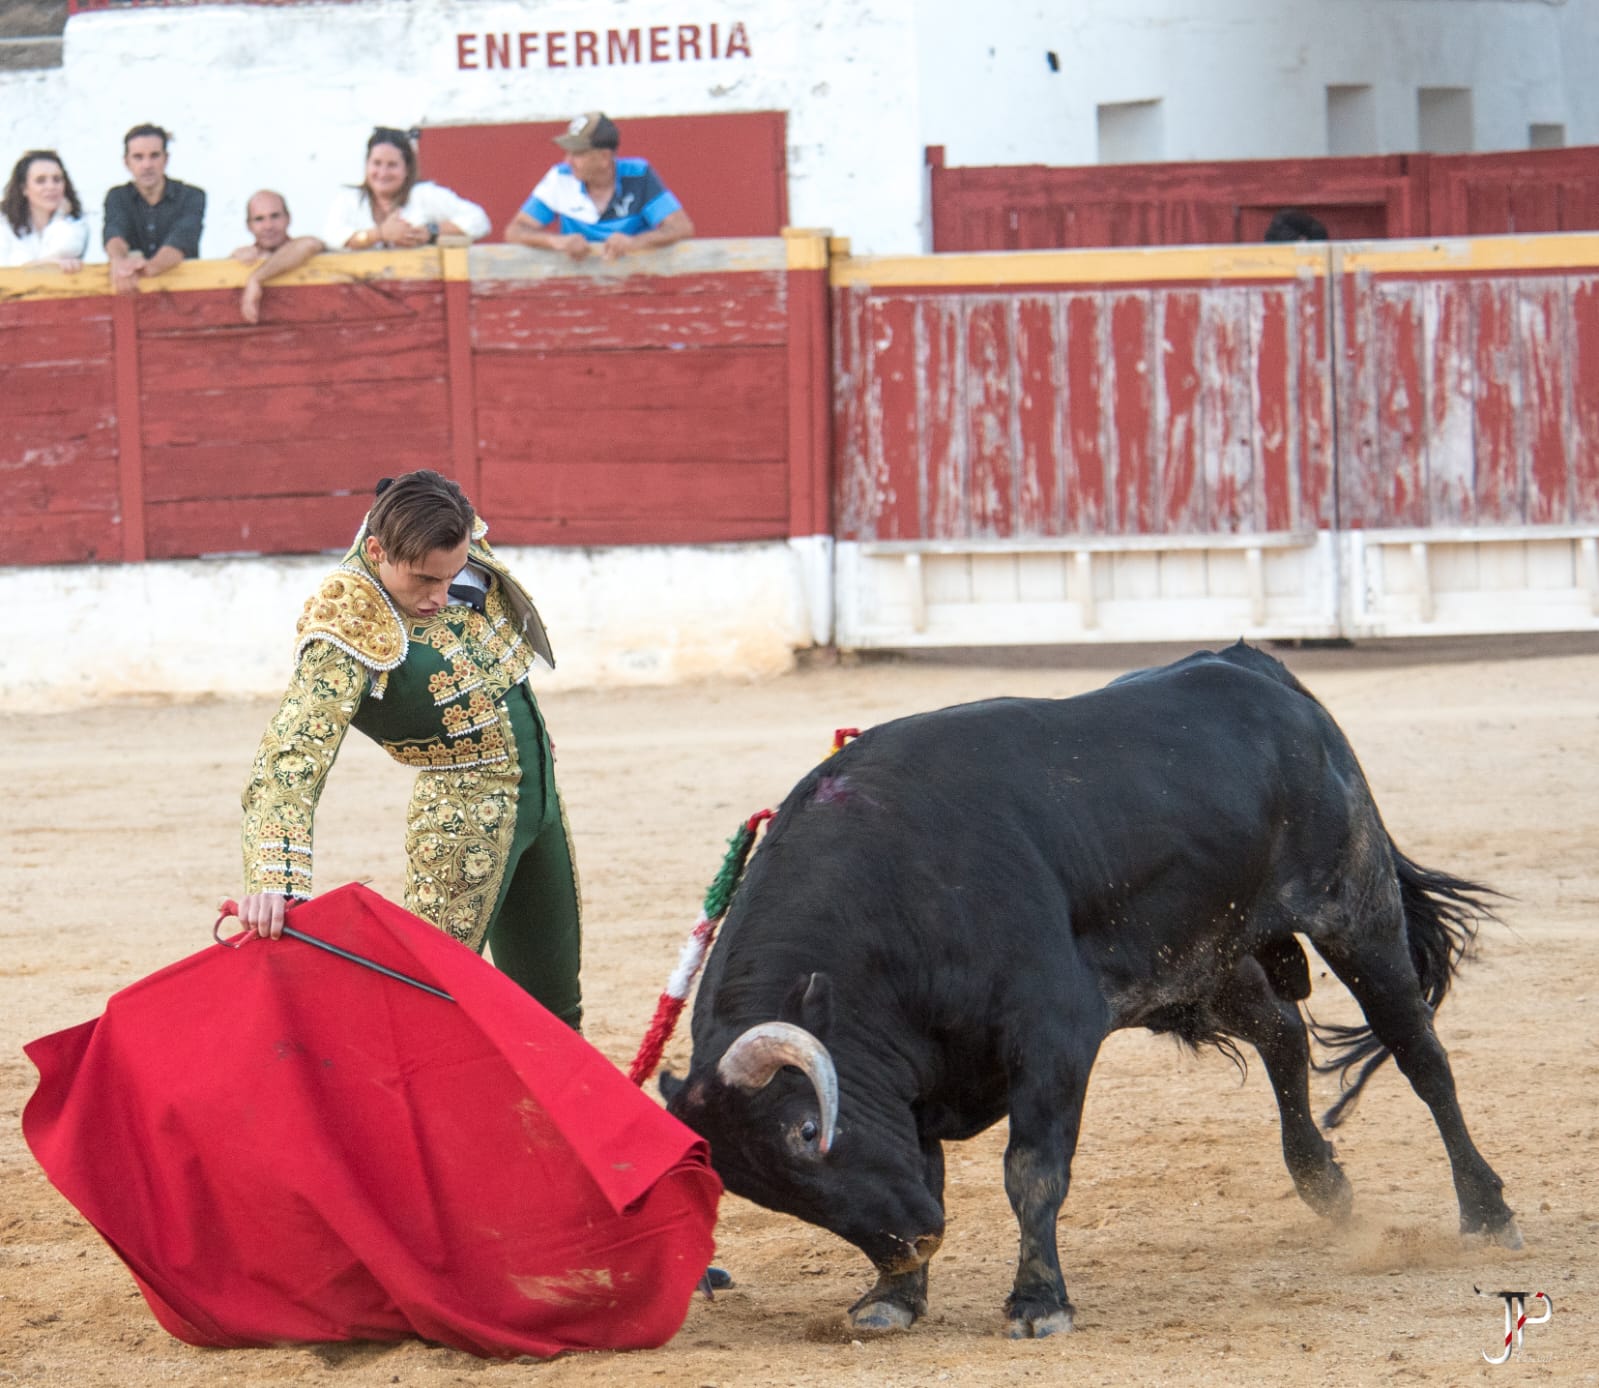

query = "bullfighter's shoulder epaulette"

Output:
[[293, 565, 408, 672]]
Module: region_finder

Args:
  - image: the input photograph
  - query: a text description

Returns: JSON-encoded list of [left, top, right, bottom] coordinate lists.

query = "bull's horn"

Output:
[[717, 1021, 839, 1154]]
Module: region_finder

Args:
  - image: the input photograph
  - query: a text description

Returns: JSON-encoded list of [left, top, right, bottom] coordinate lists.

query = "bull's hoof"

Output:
[[1298, 1162, 1354, 1221], [1463, 1214, 1524, 1251], [849, 1300, 917, 1332], [1007, 1308, 1074, 1339]]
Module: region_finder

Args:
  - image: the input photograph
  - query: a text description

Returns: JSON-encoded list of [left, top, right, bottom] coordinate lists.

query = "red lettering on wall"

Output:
[[458, 23, 753, 71]]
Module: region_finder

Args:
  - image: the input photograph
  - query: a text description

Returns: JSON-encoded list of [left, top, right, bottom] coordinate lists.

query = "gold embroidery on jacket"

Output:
[[241, 640, 363, 896], [379, 594, 536, 769], [402, 707, 520, 950], [294, 568, 407, 671]]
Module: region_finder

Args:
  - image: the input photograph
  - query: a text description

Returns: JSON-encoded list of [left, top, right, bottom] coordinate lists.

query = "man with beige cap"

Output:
[[504, 111, 694, 262]]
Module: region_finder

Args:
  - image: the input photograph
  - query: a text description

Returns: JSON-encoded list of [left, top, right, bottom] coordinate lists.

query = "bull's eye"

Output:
[[800, 1119, 818, 1144]]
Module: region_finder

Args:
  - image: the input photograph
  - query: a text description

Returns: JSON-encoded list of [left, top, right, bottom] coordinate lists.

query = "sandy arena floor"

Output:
[[2, 639, 1596, 1387]]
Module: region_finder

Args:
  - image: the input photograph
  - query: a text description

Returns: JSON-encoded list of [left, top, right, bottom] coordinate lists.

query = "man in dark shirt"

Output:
[[103, 123, 206, 293]]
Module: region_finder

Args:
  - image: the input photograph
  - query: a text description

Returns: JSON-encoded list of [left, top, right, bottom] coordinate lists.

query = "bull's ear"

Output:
[[658, 1069, 687, 1103], [780, 970, 834, 1037]]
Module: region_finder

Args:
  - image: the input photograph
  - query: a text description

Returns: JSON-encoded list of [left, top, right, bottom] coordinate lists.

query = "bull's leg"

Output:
[[1318, 940, 1519, 1245], [1212, 955, 1352, 1218], [1001, 1043, 1096, 1339], [848, 1137, 943, 1330]]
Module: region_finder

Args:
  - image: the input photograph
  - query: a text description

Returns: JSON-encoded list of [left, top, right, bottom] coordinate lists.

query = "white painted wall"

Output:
[[5, 0, 1594, 259], [0, 543, 818, 710], [1, 0, 927, 257], [916, 0, 1599, 171]]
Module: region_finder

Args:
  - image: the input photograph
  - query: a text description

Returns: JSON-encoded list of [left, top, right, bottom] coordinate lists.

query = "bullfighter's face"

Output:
[[364, 534, 470, 619]]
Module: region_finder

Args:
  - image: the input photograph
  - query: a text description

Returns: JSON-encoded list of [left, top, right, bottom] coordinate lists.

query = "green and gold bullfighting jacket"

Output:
[[240, 517, 555, 899]]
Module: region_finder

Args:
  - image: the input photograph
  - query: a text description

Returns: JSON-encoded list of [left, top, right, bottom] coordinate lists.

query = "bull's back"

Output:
[[720, 648, 1366, 965]]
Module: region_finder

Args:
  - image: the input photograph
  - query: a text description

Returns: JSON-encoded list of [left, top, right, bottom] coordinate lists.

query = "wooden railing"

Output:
[[0, 234, 832, 565]]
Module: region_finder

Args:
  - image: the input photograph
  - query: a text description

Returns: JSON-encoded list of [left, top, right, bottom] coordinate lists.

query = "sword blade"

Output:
[[281, 926, 455, 1002]]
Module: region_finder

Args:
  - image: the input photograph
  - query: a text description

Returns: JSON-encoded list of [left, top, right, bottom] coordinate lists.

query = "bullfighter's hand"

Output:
[[236, 891, 290, 940]]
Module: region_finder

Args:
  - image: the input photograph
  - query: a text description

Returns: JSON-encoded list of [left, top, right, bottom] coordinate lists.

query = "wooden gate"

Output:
[[1333, 234, 1599, 636], [831, 243, 1341, 646], [831, 234, 1599, 648]]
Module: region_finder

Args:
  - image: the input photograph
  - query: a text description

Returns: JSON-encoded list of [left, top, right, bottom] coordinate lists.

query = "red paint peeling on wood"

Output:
[[1520, 280, 1571, 524], [1568, 282, 1599, 521], [1109, 293, 1153, 533], [864, 296, 922, 541], [1063, 293, 1108, 531], [1374, 286, 1427, 527], [1197, 291, 1253, 533], [1470, 281, 1522, 524], [1014, 296, 1062, 534], [963, 299, 1014, 538], [1424, 282, 1475, 526], [1157, 292, 1203, 530], [922, 300, 965, 539]]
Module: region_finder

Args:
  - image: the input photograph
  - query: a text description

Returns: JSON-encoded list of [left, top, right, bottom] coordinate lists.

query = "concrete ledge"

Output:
[[0, 541, 820, 710]]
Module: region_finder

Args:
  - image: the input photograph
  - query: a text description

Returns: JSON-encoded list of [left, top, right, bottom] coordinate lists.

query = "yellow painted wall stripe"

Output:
[[830, 244, 1331, 289], [0, 247, 461, 304], [11, 232, 1599, 307], [782, 228, 832, 272], [1336, 232, 1599, 275]]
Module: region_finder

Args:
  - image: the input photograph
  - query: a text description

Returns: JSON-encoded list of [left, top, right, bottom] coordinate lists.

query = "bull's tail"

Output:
[[1309, 846, 1499, 1128]]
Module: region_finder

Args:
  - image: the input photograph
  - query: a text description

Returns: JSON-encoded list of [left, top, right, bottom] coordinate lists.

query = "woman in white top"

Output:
[[0, 150, 90, 270], [324, 127, 490, 251]]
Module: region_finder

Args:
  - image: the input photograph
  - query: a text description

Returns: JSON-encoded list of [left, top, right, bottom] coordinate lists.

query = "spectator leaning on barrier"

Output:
[[231, 189, 324, 324], [103, 123, 205, 293], [504, 111, 694, 263], [0, 150, 89, 271], [324, 126, 489, 251]]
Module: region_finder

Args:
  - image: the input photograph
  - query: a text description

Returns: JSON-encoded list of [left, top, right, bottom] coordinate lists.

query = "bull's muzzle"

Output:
[[878, 1231, 943, 1275]]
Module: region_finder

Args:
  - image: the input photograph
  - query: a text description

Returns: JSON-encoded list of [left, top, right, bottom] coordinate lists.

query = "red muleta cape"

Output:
[[22, 883, 720, 1358]]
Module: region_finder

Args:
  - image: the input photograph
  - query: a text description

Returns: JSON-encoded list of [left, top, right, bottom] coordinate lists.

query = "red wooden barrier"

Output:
[[1334, 237, 1599, 530], [931, 147, 1599, 253], [0, 295, 118, 564], [0, 238, 825, 566], [930, 152, 1418, 253], [832, 246, 1334, 543]]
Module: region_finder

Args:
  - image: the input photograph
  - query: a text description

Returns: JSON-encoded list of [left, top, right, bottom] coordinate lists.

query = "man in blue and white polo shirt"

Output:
[[504, 112, 695, 262]]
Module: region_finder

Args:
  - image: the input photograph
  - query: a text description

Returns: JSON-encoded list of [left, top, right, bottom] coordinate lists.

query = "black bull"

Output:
[[662, 643, 1520, 1337]]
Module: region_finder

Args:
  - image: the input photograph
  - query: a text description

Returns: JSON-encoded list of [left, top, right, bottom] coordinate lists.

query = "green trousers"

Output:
[[403, 681, 583, 1029]]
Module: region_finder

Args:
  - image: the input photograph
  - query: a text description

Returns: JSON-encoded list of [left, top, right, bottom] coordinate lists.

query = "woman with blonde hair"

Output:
[[323, 126, 489, 250], [0, 150, 89, 270]]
